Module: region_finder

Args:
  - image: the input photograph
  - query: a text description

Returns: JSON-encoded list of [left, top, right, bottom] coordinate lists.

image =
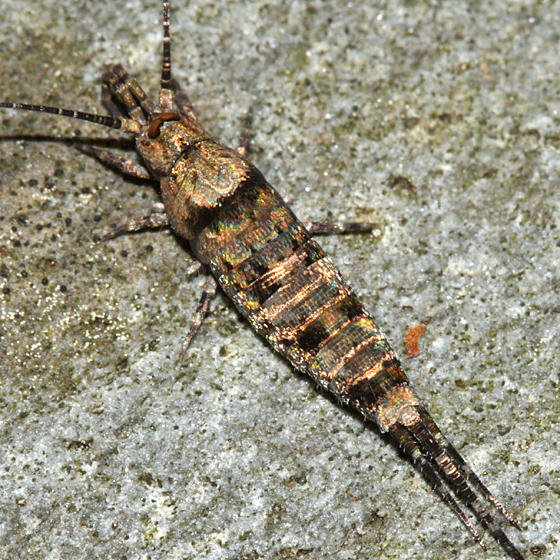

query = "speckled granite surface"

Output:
[[0, 1, 558, 559]]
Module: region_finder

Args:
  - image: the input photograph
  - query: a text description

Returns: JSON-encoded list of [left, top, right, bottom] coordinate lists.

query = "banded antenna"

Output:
[[0, 102, 141, 133]]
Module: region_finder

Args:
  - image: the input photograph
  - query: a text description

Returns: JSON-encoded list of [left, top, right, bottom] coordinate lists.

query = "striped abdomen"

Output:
[[191, 167, 408, 421]]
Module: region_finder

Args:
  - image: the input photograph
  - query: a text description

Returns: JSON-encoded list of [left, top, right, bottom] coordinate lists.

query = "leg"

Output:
[[302, 220, 379, 236], [74, 143, 152, 180], [101, 212, 170, 241], [186, 260, 205, 278], [236, 109, 253, 158], [178, 275, 218, 360], [170, 78, 196, 119]]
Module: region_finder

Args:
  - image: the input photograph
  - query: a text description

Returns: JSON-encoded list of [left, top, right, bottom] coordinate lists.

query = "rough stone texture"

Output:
[[0, 1, 557, 559]]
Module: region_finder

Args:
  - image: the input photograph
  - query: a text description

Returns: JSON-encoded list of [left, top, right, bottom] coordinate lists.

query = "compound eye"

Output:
[[147, 111, 180, 138]]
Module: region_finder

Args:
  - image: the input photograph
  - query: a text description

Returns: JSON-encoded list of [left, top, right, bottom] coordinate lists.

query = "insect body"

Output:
[[1, 2, 525, 558]]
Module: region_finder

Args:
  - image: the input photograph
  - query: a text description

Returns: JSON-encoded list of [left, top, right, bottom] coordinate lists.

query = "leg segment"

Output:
[[74, 143, 152, 180], [303, 220, 378, 236], [236, 109, 253, 158], [101, 212, 170, 241], [178, 275, 218, 360], [186, 260, 205, 279], [98, 205, 217, 359]]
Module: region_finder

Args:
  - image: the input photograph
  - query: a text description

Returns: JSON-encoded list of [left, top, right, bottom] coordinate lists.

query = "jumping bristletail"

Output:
[[0, 1, 525, 558]]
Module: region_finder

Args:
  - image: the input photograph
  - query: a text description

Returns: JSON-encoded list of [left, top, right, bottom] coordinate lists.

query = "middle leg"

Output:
[[100, 212, 170, 241], [303, 220, 379, 236]]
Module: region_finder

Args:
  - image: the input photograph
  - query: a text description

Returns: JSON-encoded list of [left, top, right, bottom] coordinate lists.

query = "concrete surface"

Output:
[[0, 1, 558, 559]]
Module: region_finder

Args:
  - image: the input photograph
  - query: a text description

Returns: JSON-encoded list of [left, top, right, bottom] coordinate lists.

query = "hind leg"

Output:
[[178, 275, 218, 360]]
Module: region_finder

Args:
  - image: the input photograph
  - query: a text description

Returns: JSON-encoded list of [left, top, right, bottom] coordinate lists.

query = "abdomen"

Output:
[[191, 169, 407, 415]]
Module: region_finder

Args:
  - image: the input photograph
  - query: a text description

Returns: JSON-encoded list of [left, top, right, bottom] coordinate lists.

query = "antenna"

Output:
[[159, 0, 174, 111], [0, 102, 141, 133]]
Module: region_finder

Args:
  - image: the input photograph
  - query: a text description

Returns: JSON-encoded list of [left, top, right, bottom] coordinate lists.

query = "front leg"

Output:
[[74, 143, 152, 180]]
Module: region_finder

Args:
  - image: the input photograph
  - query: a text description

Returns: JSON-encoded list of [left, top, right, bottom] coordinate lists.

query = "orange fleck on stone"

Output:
[[404, 323, 428, 358]]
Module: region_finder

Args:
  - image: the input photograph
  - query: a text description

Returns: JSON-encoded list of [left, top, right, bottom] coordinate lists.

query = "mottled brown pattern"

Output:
[[191, 177, 409, 405]]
